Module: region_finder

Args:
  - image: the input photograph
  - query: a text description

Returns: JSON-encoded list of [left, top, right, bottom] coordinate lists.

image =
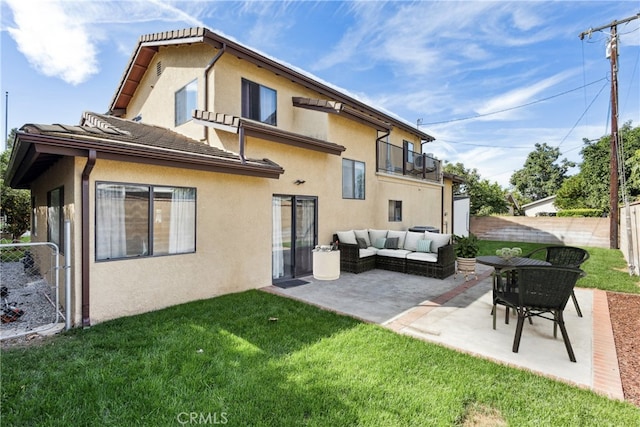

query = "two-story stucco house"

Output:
[[5, 27, 459, 326]]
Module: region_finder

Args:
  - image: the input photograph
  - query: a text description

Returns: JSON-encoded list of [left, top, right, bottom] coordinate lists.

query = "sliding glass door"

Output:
[[272, 195, 317, 282]]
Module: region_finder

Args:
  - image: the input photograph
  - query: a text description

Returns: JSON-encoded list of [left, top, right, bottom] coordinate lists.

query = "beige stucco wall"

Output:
[[53, 41, 450, 324], [29, 156, 82, 325], [83, 159, 273, 323]]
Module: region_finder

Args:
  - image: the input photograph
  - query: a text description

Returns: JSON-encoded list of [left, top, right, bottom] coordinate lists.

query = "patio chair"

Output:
[[493, 265, 584, 362], [524, 246, 589, 317]]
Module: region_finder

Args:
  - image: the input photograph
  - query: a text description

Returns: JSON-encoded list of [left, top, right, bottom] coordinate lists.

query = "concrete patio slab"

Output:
[[263, 264, 623, 401]]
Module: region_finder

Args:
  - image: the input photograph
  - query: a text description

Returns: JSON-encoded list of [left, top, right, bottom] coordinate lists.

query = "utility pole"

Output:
[[580, 12, 639, 249]]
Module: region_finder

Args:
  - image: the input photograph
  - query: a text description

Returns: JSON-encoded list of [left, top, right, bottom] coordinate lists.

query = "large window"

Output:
[[47, 187, 63, 249], [96, 183, 196, 261], [241, 78, 277, 125], [175, 79, 197, 126], [342, 159, 365, 199]]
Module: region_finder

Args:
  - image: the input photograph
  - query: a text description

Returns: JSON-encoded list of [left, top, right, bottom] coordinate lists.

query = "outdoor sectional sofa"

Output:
[[333, 229, 456, 279]]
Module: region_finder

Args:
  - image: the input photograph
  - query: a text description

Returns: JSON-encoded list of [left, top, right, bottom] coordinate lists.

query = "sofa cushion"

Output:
[[359, 248, 377, 258], [387, 230, 407, 249], [425, 231, 451, 251], [373, 237, 387, 249], [354, 229, 371, 247], [337, 230, 357, 245], [384, 237, 399, 249], [376, 249, 412, 258], [369, 229, 388, 245], [406, 251, 438, 263], [416, 239, 432, 253], [403, 231, 425, 251], [356, 237, 368, 249]]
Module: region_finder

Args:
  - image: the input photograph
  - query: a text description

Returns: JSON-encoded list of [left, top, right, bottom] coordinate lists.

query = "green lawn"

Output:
[[1, 242, 639, 425]]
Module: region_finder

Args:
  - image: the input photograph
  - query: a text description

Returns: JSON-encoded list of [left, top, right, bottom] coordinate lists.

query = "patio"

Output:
[[264, 264, 624, 401]]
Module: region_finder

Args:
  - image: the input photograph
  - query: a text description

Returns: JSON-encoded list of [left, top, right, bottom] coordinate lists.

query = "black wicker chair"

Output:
[[524, 246, 589, 317], [493, 265, 584, 362]]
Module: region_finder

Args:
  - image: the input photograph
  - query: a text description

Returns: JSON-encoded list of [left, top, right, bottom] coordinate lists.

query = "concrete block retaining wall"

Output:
[[470, 216, 610, 248]]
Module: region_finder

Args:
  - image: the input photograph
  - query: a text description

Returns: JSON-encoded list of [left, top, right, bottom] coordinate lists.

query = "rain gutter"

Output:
[[81, 150, 96, 327]]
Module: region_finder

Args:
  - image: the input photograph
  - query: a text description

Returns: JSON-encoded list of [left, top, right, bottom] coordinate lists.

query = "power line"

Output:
[[418, 77, 607, 126]]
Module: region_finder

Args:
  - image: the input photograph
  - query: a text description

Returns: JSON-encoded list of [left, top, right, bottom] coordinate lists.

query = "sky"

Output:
[[1, 0, 639, 188]]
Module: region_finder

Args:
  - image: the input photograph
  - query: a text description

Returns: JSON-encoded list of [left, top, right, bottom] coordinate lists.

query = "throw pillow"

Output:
[[424, 231, 451, 251], [356, 237, 368, 249], [384, 237, 399, 249], [336, 230, 357, 245], [416, 239, 432, 253], [354, 229, 371, 247], [374, 237, 387, 249]]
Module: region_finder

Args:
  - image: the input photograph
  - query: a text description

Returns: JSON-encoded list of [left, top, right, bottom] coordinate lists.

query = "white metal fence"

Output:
[[620, 202, 639, 276], [0, 242, 65, 340]]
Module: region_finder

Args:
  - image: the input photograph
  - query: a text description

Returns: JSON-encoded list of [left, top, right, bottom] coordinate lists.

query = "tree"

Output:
[[443, 162, 508, 216], [577, 121, 640, 212], [510, 143, 575, 202], [555, 175, 588, 209], [1, 129, 31, 240]]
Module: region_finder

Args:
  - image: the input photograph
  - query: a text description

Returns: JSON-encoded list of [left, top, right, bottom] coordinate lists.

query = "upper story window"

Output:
[[241, 78, 277, 126], [404, 140, 415, 163], [175, 79, 197, 126], [342, 158, 365, 200]]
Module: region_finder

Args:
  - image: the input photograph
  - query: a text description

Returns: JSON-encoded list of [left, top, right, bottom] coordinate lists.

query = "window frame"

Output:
[[388, 200, 402, 222], [175, 79, 198, 126], [47, 187, 64, 251], [241, 78, 277, 126], [342, 158, 366, 200], [95, 182, 197, 262]]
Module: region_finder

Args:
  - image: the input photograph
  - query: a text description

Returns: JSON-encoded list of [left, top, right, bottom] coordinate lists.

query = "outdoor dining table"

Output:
[[477, 256, 552, 324], [476, 255, 551, 289]]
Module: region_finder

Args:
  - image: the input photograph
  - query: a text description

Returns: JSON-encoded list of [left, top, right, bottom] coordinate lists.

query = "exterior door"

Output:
[[272, 195, 317, 282]]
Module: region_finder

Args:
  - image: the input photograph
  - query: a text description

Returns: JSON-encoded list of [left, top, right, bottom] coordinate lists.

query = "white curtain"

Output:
[[96, 185, 126, 260], [168, 188, 195, 254], [272, 197, 284, 279]]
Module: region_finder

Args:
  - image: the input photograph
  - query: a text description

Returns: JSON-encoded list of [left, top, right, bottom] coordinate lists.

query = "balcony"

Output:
[[376, 141, 441, 183]]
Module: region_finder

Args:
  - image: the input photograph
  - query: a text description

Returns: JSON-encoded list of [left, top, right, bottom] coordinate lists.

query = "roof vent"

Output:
[[156, 61, 162, 77]]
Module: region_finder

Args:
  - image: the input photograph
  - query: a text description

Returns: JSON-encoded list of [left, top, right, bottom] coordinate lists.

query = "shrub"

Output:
[[557, 209, 604, 217]]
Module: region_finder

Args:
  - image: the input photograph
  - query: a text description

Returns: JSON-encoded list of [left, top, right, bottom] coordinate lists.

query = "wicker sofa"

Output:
[[333, 229, 455, 279]]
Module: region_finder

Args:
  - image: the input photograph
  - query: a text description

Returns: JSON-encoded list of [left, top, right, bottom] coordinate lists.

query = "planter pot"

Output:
[[456, 257, 477, 281]]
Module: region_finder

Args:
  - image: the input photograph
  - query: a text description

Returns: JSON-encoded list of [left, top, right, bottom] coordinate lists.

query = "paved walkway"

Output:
[[263, 265, 624, 401]]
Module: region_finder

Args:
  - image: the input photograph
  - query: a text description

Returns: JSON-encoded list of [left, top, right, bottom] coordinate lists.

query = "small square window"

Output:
[[388, 200, 402, 222]]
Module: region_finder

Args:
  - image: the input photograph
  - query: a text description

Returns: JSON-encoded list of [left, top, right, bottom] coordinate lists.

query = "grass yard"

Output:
[[2, 240, 639, 425], [2, 288, 640, 425]]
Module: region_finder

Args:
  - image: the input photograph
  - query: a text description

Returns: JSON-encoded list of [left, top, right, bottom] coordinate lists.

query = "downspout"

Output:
[[81, 150, 96, 327], [203, 43, 227, 142], [239, 125, 246, 164]]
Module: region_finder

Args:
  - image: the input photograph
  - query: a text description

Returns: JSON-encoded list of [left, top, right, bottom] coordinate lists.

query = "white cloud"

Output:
[[475, 69, 578, 117], [6, 0, 99, 85], [4, 0, 207, 85]]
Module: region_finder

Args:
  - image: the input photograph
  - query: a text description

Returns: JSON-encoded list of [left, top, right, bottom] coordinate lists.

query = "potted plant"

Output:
[[453, 233, 479, 280]]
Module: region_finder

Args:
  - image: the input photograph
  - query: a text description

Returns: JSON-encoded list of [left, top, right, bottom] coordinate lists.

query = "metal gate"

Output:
[[0, 242, 65, 340]]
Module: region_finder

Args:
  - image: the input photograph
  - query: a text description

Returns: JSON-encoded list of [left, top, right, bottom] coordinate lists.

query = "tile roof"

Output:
[[192, 110, 346, 156], [6, 112, 284, 188], [110, 27, 434, 142]]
